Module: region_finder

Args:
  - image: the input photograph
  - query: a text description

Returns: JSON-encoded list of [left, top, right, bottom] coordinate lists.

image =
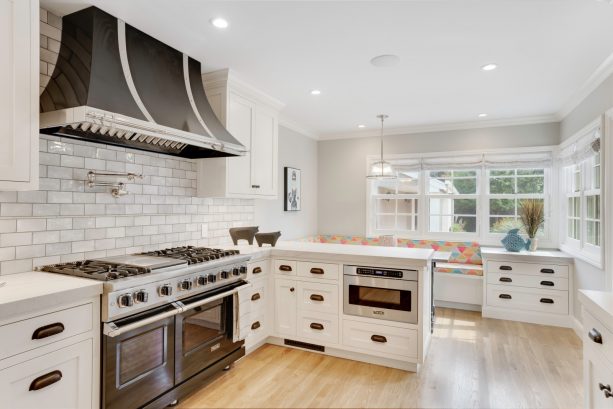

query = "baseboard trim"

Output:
[[482, 306, 572, 328], [435, 300, 482, 312], [572, 314, 584, 340]]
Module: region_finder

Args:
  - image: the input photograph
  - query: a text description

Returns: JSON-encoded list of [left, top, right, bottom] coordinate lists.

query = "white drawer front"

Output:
[[297, 281, 338, 315], [248, 260, 269, 280], [298, 311, 339, 344], [487, 285, 568, 315], [487, 272, 569, 291], [0, 303, 93, 360], [248, 278, 268, 315], [342, 319, 417, 358], [274, 259, 297, 276], [246, 312, 268, 347], [487, 261, 569, 278], [583, 310, 613, 368], [0, 339, 93, 409], [297, 262, 340, 281]]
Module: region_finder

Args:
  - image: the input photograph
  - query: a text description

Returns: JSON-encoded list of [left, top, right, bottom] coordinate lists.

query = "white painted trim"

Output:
[[482, 306, 573, 328], [319, 115, 558, 141], [279, 115, 319, 140], [434, 300, 482, 312], [557, 50, 613, 120], [572, 314, 583, 340]]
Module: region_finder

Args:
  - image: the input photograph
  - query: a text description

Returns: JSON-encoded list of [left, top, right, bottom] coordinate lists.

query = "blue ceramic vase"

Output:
[[501, 228, 528, 252]]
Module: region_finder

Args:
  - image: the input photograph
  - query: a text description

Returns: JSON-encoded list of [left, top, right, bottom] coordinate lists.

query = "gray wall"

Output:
[[254, 126, 318, 240], [317, 122, 560, 236]]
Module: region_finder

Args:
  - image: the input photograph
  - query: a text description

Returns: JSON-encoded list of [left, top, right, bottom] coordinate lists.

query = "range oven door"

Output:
[[343, 275, 418, 323], [102, 303, 180, 409], [175, 281, 247, 384]]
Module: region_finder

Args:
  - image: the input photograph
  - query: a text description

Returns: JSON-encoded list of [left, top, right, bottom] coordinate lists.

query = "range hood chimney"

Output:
[[40, 6, 246, 158]]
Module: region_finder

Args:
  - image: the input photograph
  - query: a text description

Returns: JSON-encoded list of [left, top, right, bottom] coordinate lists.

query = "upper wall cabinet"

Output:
[[197, 69, 283, 199], [0, 0, 39, 190]]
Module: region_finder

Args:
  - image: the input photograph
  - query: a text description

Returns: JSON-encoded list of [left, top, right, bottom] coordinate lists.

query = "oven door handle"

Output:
[[179, 283, 252, 312], [103, 304, 182, 338]]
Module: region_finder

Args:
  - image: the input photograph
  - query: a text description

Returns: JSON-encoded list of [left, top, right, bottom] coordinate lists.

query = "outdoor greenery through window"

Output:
[[371, 168, 419, 233], [428, 170, 478, 233], [488, 169, 545, 235]]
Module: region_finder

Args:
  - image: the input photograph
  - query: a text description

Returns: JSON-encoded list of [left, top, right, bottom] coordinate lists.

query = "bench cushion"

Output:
[[434, 262, 483, 276]]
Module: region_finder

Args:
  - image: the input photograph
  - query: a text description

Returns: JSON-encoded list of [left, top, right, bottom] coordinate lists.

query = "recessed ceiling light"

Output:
[[358, 124, 366, 128], [310, 89, 321, 96], [370, 54, 400, 67], [478, 113, 488, 118], [210, 17, 229, 29], [481, 63, 497, 71]]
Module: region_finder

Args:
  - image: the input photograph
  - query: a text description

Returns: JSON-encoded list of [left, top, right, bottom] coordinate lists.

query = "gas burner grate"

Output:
[[139, 246, 240, 265], [39, 260, 151, 281]]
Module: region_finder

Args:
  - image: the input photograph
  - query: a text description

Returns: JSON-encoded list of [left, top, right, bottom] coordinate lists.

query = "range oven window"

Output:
[[348, 285, 412, 311], [182, 303, 225, 354], [118, 327, 167, 385]]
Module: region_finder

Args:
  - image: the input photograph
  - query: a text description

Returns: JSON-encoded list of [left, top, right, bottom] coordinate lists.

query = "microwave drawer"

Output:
[[487, 285, 568, 315], [487, 272, 569, 291], [0, 302, 93, 360], [487, 261, 569, 278], [342, 319, 417, 358]]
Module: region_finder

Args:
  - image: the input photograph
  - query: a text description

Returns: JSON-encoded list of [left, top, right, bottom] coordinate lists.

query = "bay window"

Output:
[[427, 170, 478, 233]]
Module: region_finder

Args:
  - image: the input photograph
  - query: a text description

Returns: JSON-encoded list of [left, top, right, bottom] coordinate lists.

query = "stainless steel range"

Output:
[[39, 246, 251, 409]]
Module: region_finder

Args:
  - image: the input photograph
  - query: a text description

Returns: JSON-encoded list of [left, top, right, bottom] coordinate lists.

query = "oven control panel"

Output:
[[356, 267, 404, 278]]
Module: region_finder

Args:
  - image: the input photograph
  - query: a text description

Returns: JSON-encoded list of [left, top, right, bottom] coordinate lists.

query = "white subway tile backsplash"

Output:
[[33, 204, 60, 216], [60, 155, 85, 168], [1, 259, 33, 275], [1, 204, 33, 217], [60, 204, 85, 216], [17, 191, 47, 203], [0, 247, 16, 262], [16, 219, 46, 232], [60, 229, 84, 242], [16, 244, 46, 259], [0, 220, 17, 233], [33, 231, 60, 244], [46, 242, 71, 256], [47, 218, 72, 230], [48, 191, 73, 203], [1, 232, 33, 247]]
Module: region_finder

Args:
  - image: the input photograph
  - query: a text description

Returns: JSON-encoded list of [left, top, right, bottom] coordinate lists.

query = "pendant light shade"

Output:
[[367, 114, 396, 179]]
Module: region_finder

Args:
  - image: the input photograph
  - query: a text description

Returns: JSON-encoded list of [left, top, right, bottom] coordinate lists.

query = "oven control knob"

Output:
[[232, 268, 240, 276], [134, 290, 148, 303], [220, 270, 229, 279], [207, 274, 217, 284], [180, 279, 193, 291], [239, 266, 247, 275], [197, 275, 207, 286], [159, 284, 173, 297], [118, 293, 134, 308]]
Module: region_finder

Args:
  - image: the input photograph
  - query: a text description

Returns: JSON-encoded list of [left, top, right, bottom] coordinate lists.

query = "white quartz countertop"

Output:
[[481, 247, 573, 262], [0, 272, 103, 322], [579, 290, 613, 331], [231, 241, 434, 268]]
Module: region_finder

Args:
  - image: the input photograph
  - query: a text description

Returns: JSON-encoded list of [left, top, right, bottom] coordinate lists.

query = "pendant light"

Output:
[[367, 114, 396, 179]]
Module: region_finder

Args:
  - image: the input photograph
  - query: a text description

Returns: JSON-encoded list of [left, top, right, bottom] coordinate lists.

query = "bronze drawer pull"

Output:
[[605, 390, 613, 399], [599, 383, 611, 392], [29, 370, 62, 391], [279, 265, 292, 272], [371, 335, 387, 343], [540, 298, 554, 304], [252, 267, 262, 274], [499, 277, 512, 283], [540, 280, 554, 286], [589, 328, 603, 344], [310, 294, 324, 302], [32, 322, 65, 340], [251, 184, 260, 189], [540, 268, 555, 274], [499, 294, 512, 299], [251, 321, 261, 330], [310, 323, 324, 330], [499, 265, 512, 271], [251, 293, 261, 301], [310, 268, 325, 275]]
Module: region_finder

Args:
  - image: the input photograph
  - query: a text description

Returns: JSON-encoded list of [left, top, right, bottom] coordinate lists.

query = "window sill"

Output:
[[559, 243, 603, 269]]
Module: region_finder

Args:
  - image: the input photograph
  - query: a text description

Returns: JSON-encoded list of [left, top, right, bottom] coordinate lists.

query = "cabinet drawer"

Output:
[[246, 312, 268, 349], [248, 278, 268, 315], [487, 261, 569, 278], [297, 262, 340, 280], [297, 281, 338, 315], [0, 339, 93, 409], [0, 303, 93, 360], [487, 272, 569, 291], [487, 285, 568, 315], [298, 311, 338, 344], [274, 259, 297, 276], [585, 347, 613, 409], [247, 260, 268, 280], [583, 311, 613, 368], [342, 319, 417, 358]]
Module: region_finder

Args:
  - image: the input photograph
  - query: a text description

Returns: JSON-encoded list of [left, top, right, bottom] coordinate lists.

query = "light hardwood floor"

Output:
[[178, 308, 583, 408]]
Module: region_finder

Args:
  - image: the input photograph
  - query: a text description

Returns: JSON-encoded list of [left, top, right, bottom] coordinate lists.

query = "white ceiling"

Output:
[[41, 0, 613, 139]]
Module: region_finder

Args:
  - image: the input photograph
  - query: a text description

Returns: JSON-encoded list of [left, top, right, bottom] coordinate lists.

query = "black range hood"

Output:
[[39, 6, 246, 158]]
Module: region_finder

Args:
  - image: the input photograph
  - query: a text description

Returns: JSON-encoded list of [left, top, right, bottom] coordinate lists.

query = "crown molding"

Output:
[[556, 50, 613, 120], [279, 115, 319, 140], [318, 114, 558, 141]]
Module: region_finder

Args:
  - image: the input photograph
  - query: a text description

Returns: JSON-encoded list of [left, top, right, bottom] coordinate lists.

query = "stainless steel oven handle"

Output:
[[103, 304, 181, 338], [179, 283, 252, 312]]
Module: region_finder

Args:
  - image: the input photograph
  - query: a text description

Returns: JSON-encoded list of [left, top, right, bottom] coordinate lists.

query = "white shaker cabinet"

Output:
[[274, 277, 297, 337], [197, 69, 282, 199], [0, 0, 39, 190]]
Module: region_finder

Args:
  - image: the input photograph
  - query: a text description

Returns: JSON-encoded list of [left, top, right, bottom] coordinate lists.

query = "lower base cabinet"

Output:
[[0, 339, 93, 409], [342, 319, 417, 359], [297, 311, 339, 344]]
